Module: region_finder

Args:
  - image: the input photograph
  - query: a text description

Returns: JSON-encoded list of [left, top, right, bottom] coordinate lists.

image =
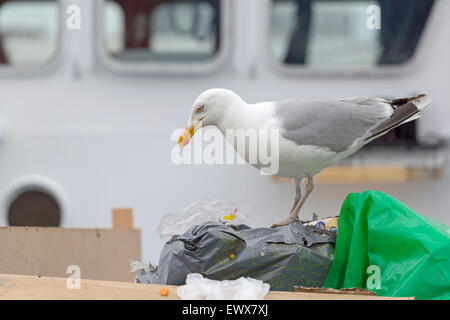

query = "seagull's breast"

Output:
[[219, 102, 271, 170]]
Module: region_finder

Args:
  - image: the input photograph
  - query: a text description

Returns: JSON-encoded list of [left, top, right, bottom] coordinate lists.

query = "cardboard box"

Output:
[[0, 226, 141, 282]]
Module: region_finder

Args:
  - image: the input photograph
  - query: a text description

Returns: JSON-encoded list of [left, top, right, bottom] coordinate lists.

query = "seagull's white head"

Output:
[[178, 88, 244, 148]]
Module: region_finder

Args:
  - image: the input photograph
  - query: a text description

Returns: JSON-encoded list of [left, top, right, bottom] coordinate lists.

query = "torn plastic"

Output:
[[138, 221, 335, 291], [324, 191, 450, 300], [129, 260, 151, 273], [156, 200, 247, 240], [177, 273, 270, 300]]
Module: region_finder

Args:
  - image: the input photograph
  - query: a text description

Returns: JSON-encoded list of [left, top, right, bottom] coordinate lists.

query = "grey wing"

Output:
[[275, 97, 393, 153]]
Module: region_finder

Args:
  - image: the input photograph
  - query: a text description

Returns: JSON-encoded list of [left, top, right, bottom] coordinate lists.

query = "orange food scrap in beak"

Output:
[[178, 121, 202, 149], [178, 128, 191, 149]]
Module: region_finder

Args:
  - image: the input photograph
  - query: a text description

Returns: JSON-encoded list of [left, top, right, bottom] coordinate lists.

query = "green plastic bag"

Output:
[[324, 191, 450, 300]]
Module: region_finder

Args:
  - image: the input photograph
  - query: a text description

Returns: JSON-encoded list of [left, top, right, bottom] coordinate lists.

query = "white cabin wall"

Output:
[[0, 0, 449, 263]]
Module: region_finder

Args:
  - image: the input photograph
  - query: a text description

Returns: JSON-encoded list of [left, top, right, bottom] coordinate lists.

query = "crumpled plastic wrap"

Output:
[[177, 273, 270, 300], [156, 200, 247, 240], [137, 221, 335, 291]]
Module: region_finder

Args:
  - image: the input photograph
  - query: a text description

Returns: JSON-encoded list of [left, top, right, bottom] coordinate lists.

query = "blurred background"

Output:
[[0, 0, 448, 263]]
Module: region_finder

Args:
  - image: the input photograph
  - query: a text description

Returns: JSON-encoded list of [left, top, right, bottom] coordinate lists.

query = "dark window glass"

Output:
[[0, 0, 59, 67], [271, 0, 435, 68], [8, 190, 61, 227], [103, 0, 221, 63]]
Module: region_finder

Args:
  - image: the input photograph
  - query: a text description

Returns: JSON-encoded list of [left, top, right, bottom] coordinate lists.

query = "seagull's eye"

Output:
[[196, 105, 204, 113]]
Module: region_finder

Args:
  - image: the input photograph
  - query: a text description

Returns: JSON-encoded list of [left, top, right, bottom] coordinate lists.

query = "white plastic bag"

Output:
[[177, 273, 270, 300], [157, 200, 247, 240], [129, 260, 150, 273]]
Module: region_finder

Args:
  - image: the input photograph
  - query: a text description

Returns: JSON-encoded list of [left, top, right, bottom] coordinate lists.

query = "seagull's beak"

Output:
[[178, 118, 204, 149]]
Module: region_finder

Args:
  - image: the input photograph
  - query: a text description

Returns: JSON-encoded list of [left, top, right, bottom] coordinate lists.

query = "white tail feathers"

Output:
[[412, 94, 432, 111]]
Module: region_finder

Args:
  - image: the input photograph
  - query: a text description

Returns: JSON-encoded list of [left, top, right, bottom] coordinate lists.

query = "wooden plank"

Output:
[[272, 166, 442, 184], [0, 274, 413, 300], [0, 227, 141, 282]]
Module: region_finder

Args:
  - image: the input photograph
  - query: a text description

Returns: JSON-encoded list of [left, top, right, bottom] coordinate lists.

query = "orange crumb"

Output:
[[160, 288, 169, 296]]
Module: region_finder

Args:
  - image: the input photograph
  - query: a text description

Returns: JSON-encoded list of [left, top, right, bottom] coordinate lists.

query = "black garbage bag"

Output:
[[137, 221, 336, 291]]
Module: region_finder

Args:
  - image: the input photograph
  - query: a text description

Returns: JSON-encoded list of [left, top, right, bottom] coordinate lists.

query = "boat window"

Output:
[[0, 0, 59, 68], [102, 0, 221, 64], [270, 0, 435, 70], [8, 190, 61, 227]]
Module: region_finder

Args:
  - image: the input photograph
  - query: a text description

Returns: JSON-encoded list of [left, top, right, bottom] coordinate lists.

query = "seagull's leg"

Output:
[[289, 178, 302, 214], [272, 176, 314, 227], [291, 176, 314, 219]]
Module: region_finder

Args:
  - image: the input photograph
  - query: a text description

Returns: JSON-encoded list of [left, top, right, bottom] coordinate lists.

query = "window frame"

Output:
[[95, 0, 232, 76], [0, 0, 63, 76], [264, 0, 436, 78]]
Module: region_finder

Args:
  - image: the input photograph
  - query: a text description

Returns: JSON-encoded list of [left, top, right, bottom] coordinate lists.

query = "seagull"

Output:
[[178, 89, 432, 227]]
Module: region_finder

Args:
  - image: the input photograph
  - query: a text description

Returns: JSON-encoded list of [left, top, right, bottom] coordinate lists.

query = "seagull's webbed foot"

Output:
[[271, 216, 299, 228]]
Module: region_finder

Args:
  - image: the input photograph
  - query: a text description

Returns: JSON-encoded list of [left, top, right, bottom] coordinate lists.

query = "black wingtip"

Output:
[[364, 102, 421, 142]]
